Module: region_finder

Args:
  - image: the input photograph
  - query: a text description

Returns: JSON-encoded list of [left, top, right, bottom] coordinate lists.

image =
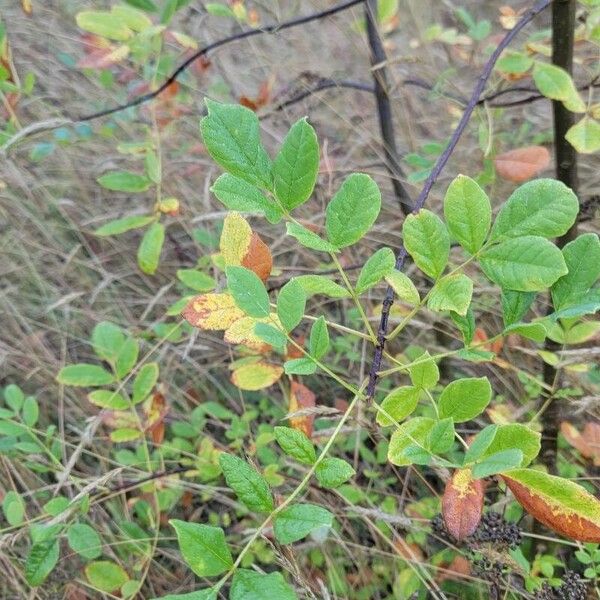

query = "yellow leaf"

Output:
[[182, 293, 245, 330], [224, 314, 280, 351], [220, 212, 252, 267], [231, 362, 283, 390]]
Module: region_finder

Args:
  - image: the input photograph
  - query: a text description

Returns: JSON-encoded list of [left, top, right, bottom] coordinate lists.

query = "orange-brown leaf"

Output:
[[241, 232, 272, 282], [494, 146, 551, 183], [182, 293, 245, 330], [561, 421, 600, 466], [502, 469, 600, 542], [145, 390, 168, 445], [442, 468, 484, 541], [289, 381, 316, 438]]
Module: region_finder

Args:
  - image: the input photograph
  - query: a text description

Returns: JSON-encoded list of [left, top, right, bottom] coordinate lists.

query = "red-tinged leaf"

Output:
[[144, 390, 168, 445], [241, 232, 272, 282], [239, 78, 273, 111], [442, 468, 485, 541], [494, 146, 551, 183], [286, 335, 305, 360], [561, 422, 600, 466], [502, 468, 600, 542], [437, 555, 471, 584], [288, 381, 316, 438]]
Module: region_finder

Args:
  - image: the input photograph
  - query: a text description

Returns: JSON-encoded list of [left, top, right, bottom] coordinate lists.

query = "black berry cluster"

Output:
[[466, 511, 522, 550], [534, 571, 587, 600]]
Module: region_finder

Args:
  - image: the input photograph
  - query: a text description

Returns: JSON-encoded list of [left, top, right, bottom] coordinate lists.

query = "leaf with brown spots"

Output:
[[288, 381, 316, 438], [442, 468, 485, 541], [182, 293, 245, 330], [494, 146, 551, 183], [502, 468, 600, 542]]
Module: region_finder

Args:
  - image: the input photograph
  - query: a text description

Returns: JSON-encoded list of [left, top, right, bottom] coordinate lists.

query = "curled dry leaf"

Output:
[[494, 146, 551, 183], [182, 293, 245, 330], [442, 468, 485, 540], [561, 421, 600, 466], [502, 468, 600, 542], [144, 389, 168, 445], [289, 380, 316, 438]]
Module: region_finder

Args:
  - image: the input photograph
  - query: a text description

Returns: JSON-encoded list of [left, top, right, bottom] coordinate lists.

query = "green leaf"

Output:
[[97, 171, 151, 192], [152, 590, 217, 600], [2, 491, 24, 526], [464, 424, 498, 464], [491, 179, 579, 240], [502, 290, 535, 327], [219, 453, 274, 513], [325, 173, 381, 248], [496, 51, 534, 74], [254, 323, 287, 349], [176, 269, 215, 292], [22, 396, 39, 427], [427, 274, 473, 316], [230, 570, 297, 600], [480, 236, 568, 291], [132, 363, 159, 404], [294, 275, 350, 298], [88, 390, 130, 410], [409, 351, 439, 389], [114, 337, 140, 379], [309, 316, 329, 359], [273, 503, 334, 544], [200, 100, 272, 188], [67, 523, 103, 559], [124, 0, 158, 12], [284, 358, 317, 375], [226, 266, 270, 317], [110, 428, 142, 443], [551, 233, 600, 310], [170, 520, 233, 577], [377, 386, 421, 426], [95, 215, 155, 236], [479, 423, 540, 467], [211, 173, 282, 224], [472, 449, 523, 479], [504, 322, 547, 343], [92, 321, 125, 362], [274, 426, 316, 465], [356, 247, 395, 293], [450, 307, 475, 345], [315, 457, 355, 488], [565, 117, 600, 154], [427, 417, 455, 454], [137, 222, 165, 275], [438, 377, 492, 423], [532, 61, 586, 112], [76, 11, 133, 41], [385, 270, 420, 305], [85, 560, 129, 592], [403, 209, 450, 279], [25, 540, 60, 586], [387, 417, 435, 466], [56, 364, 115, 387], [43, 496, 69, 517], [4, 384, 24, 411], [273, 118, 320, 210], [286, 222, 338, 253], [443, 174, 491, 254], [277, 279, 306, 332]]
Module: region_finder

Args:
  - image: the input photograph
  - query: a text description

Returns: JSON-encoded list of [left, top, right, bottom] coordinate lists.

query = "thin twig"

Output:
[[365, 0, 413, 213], [76, 0, 366, 122], [365, 0, 552, 400]]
